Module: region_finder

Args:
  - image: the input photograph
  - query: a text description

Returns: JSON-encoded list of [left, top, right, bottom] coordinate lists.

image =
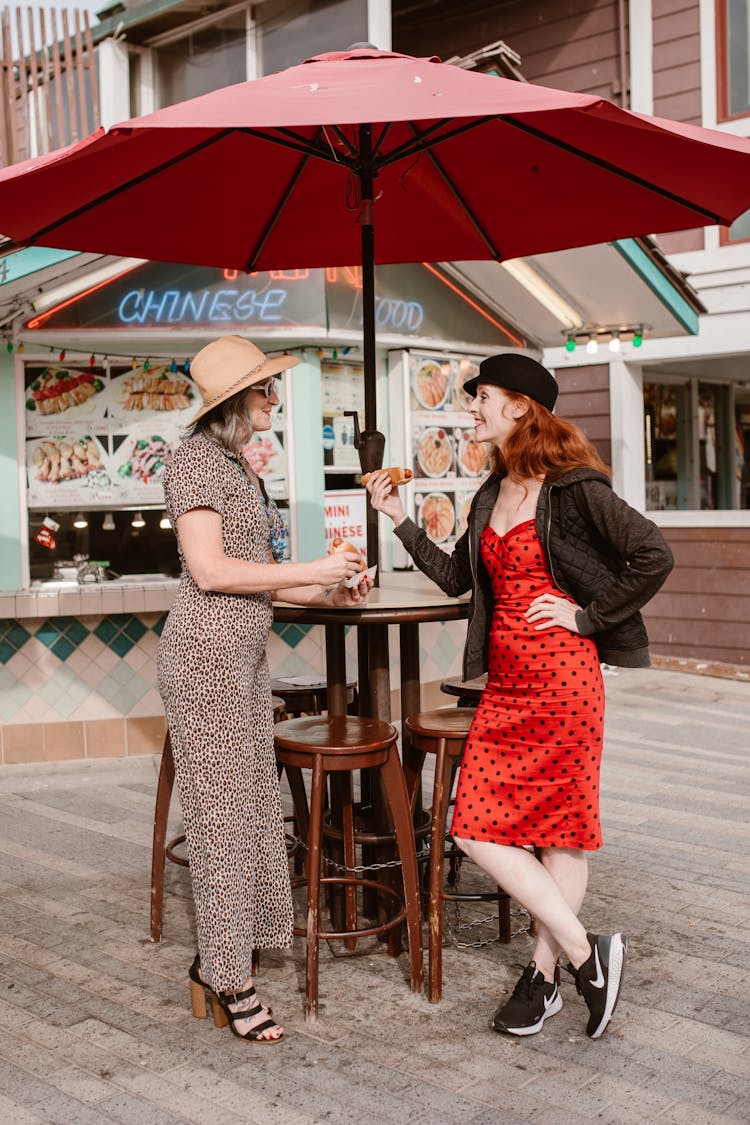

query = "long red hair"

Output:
[[491, 393, 611, 482]]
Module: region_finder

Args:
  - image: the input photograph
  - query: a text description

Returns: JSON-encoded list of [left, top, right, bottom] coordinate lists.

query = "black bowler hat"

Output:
[[463, 353, 558, 411]]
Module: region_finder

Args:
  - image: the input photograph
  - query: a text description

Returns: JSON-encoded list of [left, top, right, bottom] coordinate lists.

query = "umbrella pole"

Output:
[[360, 123, 380, 576]]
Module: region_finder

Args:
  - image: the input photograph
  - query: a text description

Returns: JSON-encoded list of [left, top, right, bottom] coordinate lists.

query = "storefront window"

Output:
[[22, 354, 292, 578], [320, 357, 365, 493], [734, 388, 750, 507], [644, 378, 745, 510]]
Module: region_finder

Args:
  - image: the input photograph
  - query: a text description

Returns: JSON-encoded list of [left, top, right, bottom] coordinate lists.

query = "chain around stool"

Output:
[[275, 715, 423, 1020]]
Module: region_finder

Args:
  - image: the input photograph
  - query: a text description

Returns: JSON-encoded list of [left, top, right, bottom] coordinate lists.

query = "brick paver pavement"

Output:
[[0, 666, 747, 1124]]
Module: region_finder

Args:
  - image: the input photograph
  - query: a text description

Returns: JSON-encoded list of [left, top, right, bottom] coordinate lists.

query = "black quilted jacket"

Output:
[[394, 468, 673, 675]]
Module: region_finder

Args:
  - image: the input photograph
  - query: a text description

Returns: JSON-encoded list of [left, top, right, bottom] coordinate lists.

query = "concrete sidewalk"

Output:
[[0, 666, 748, 1125]]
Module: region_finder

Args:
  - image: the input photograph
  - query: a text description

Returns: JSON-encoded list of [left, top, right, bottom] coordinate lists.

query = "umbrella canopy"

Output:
[[3, 47, 750, 566], [2, 48, 750, 270]]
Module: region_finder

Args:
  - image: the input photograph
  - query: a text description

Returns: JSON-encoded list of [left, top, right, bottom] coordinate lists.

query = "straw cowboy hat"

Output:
[[190, 335, 300, 424]]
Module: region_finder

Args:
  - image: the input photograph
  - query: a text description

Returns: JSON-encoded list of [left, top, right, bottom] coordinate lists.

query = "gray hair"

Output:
[[186, 388, 253, 458]]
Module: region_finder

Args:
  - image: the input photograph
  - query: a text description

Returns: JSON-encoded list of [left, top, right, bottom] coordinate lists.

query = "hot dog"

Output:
[[360, 467, 413, 487], [328, 537, 367, 571]]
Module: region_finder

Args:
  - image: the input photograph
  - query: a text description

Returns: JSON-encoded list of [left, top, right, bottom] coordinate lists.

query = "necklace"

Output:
[[236, 460, 288, 563]]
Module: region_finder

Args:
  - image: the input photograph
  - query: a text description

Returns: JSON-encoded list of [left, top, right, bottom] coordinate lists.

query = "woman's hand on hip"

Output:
[[525, 594, 582, 633], [365, 471, 407, 526]]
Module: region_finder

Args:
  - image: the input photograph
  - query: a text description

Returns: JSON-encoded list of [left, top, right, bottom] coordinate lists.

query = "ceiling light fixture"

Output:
[[73, 512, 88, 529], [131, 511, 145, 528], [500, 258, 584, 330]]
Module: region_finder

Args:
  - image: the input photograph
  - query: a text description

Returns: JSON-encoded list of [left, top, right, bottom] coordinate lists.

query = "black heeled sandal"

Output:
[[188, 955, 274, 1028], [217, 984, 284, 1044]]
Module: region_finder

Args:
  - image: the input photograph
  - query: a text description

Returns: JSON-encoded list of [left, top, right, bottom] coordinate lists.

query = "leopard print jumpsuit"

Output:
[[157, 433, 293, 992]]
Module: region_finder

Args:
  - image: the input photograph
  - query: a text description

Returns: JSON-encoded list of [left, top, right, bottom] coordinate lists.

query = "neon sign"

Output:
[[30, 262, 519, 347], [374, 296, 423, 332], [118, 288, 289, 325]]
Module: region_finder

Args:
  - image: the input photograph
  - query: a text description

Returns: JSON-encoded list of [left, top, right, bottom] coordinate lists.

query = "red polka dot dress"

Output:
[[451, 519, 604, 850]]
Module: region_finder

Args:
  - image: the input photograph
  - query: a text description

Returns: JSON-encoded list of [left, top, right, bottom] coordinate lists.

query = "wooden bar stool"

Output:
[[439, 674, 487, 707], [270, 677, 356, 717], [274, 715, 423, 1020], [150, 695, 287, 943], [404, 707, 511, 1003]]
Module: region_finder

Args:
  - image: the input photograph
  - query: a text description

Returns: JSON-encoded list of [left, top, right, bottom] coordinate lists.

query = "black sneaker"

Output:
[[572, 932, 627, 1039], [491, 962, 562, 1036]]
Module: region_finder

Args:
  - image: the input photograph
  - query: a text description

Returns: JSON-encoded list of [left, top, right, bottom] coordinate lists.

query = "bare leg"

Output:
[[224, 976, 283, 1041], [531, 849, 589, 981], [454, 836, 591, 970]]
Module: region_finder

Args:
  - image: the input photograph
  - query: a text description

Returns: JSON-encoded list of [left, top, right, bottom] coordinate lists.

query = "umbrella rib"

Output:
[[243, 129, 323, 271], [503, 115, 726, 223], [376, 117, 495, 169], [329, 125, 359, 160], [238, 126, 354, 167], [25, 131, 234, 244], [406, 123, 503, 259], [371, 122, 393, 161]]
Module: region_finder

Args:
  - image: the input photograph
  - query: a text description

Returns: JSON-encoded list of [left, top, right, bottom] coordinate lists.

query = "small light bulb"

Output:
[[585, 337, 599, 355], [632, 332, 643, 348], [73, 512, 88, 529], [565, 338, 576, 353], [131, 511, 145, 528], [159, 513, 171, 530], [102, 512, 115, 531], [608, 334, 621, 353]]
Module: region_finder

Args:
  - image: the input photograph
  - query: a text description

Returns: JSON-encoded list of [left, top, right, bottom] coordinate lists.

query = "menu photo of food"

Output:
[[457, 428, 490, 477], [25, 366, 108, 435], [453, 358, 480, 414], [416, 491, 456, 544], [106, 365, 199, 424], [110, 429, 176, 498], [410, 355, 454, 412], [243, 429, 287, 483], [414, 424, 455, 479], [26, 433, 113, 505]]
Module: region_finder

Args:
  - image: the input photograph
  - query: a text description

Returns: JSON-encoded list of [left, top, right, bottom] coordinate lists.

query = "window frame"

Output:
[[716, 0, 750, 123], [643, 373, 742, 512]]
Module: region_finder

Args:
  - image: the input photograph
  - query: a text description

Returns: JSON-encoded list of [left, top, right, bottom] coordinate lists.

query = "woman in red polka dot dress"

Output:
[[366, 354, 673, 1040]]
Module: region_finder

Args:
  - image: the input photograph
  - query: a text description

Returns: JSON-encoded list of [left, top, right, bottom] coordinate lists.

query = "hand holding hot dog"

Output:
[[364, 469, 408, 526]]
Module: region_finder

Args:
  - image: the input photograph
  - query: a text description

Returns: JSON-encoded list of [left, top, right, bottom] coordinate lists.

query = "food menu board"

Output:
[[24, 361, 198, 508], [407, 352, 490, 548]]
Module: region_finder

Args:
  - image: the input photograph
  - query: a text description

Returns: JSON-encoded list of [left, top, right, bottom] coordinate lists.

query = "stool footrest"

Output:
[[165, 834, 189, 868], [291, 875, 407, 941]]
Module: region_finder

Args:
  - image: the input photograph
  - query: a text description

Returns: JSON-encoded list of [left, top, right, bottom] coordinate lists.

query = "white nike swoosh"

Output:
[[544, 990, 558, 1010], [591, 945, 605, 989]]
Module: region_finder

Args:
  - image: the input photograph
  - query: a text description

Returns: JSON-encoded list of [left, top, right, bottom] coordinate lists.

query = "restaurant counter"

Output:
[[0, 571, 470, 767]]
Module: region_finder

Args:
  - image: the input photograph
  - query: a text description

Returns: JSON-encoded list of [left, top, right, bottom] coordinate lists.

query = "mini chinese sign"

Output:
[[324, 490, 367, 554]]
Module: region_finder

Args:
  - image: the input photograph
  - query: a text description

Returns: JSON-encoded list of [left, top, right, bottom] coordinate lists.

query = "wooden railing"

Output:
[[0, 5, 99, 167]]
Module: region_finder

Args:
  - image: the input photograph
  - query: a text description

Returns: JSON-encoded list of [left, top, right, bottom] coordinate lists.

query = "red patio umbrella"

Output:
[[2, 47, 750, 562]]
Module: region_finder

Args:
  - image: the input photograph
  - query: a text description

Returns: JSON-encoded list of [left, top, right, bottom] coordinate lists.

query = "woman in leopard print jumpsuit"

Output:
[[157, 336, 370, 1042]]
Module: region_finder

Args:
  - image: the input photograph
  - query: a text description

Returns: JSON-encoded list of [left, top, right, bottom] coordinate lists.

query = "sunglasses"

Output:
[[252, 376, 280, 398]]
